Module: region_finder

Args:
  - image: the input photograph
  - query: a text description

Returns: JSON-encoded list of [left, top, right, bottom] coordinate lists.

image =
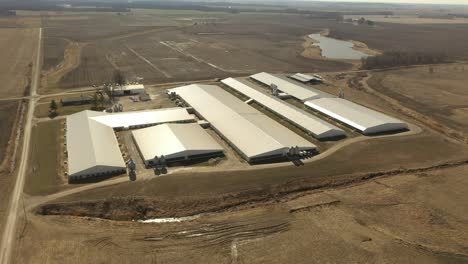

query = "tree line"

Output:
[[361, 51, 448, 69]]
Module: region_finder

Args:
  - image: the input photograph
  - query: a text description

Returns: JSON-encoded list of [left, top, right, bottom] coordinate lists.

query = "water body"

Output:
[[309, 34, 369, 60]]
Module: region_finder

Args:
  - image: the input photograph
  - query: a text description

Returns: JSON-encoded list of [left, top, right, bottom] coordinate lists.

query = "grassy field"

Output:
[[34, 102, 91, 118], [368, 64, 468, 134], [25, 120, 63, 195], [0, 101, 20, 163]]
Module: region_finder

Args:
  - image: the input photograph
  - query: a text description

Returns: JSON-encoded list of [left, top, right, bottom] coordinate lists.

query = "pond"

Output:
[[309, 33, 370, 60]]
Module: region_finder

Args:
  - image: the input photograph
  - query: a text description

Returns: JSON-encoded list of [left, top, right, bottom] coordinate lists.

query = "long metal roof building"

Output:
[[168, 84, 316, 162], [289, 73, 323, 83], [66, 108, 196, 180], [250, 72, 331, 101], [66, 111, 126, 180], [132, 123, 223, 166], [221, 77, 345, 139], [90, 108, 195, 129], [304, 98, 408, 135]]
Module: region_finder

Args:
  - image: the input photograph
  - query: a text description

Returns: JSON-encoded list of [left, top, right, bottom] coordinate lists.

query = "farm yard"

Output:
[[1, 2, 468, 264]]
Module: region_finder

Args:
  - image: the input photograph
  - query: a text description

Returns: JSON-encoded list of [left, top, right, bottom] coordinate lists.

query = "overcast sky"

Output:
[[314, 0, 468, 4]]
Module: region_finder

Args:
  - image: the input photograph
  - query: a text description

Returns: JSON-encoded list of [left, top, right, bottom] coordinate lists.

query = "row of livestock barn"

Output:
[[65, 72, 407, 181]]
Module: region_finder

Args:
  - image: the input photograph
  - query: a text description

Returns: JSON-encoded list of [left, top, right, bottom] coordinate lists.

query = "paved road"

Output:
[[0, 27, 42, 264]]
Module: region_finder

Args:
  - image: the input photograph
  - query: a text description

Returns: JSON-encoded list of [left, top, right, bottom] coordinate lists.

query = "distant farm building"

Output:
[[250, 72, 331, 101], [304, 98, 408, 135], [289, 73, 323, 84], [132, 123, 224, 167], [111, 84, 145, 96], [60, 96, 92, 106], [168, 84, 316, 163]]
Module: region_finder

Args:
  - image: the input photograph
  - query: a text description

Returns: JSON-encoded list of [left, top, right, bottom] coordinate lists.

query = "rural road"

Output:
[[0, 27, 42, 264]]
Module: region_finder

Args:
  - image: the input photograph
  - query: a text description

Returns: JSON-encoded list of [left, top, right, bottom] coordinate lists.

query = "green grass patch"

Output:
[[25, 120, 63, 195]]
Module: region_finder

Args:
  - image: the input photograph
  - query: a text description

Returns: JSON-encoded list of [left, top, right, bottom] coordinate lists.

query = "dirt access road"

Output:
[[0, 27, 42, 264]]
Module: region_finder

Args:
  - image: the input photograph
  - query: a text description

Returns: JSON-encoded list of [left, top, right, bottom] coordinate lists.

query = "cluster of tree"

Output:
[[49, 100, 58, 118], [91, 93, 105, 111], [361, 51, 448, 69], [0, 0, 344, 17], [0, 9, 15, 16], [343, 11, 393, 16]]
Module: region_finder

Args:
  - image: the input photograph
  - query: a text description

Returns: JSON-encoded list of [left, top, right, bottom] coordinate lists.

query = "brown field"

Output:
[[17, 163, 468, 263], [368, 64, 468, 135], [42, 37, 68, 71], [41, 13, 353, 91], [345, 15, 468, 24], [0, 101, 21, 241], [38, 12, 468, 93], [0, 28, 38, 97]]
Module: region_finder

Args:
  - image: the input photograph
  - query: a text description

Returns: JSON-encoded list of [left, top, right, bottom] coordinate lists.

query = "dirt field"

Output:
[[40, 13, 352, 91], [0, 28, 39, 97], [16, 164, 468, 263], [368, 64, 468, 135], [345, 15, 468, 24], [329, 22, 468, 60], [42, 37, 68, 71], [37, 11, 468, 93]]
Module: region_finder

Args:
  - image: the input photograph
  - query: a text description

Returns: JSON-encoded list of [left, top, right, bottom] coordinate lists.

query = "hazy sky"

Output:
[[316, 0, 468, 4]]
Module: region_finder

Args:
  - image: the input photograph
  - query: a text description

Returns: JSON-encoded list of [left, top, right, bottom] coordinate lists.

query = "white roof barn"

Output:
[[90, 108, 194, 129], [168, 84, 316, 162], [66, 111, 126, 180], [250, 72, 331, 101], [304, 98, 408, 135], [289, 73, 323, 83], [132, 123, 223, 165], [221, 77, 345, 139], [65, 108, 196, 180], [111, 84, 145, 95]]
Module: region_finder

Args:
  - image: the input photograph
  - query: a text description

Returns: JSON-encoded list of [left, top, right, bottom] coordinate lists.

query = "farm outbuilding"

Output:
[[168, 84, 317, 163], [111, 84, 145, 96], [60, 96, 92, 106], [304, 98, 408, 135], [221, 78, 345, 139], [289, 73, 323, 84], [250, 72, 331, 101], [132, 123, 223, 166], [66, 111, 126, 181]]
